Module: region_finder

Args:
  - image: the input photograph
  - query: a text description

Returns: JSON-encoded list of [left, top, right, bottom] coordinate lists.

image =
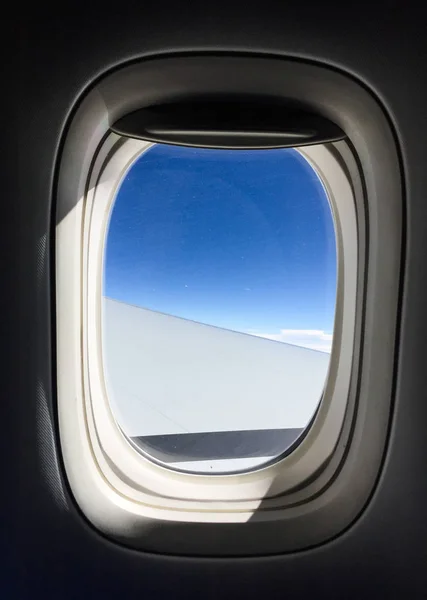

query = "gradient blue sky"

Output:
[[104, 144, 336, 348]]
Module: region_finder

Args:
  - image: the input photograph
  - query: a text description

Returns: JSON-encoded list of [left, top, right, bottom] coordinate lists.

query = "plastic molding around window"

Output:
[[55, 54, 402, 556]]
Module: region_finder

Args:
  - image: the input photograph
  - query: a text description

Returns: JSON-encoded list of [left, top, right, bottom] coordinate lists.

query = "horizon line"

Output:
[[103, 296, 331, 355]]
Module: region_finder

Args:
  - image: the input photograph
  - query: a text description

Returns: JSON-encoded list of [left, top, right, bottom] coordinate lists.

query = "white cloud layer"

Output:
[[252, 329, 333, 353]]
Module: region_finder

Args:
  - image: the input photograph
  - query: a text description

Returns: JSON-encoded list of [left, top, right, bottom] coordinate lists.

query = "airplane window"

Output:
[[102, 143, 337, 474]]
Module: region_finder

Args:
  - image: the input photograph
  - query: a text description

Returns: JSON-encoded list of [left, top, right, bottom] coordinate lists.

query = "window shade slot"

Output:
[[111, 100, 345, 149]]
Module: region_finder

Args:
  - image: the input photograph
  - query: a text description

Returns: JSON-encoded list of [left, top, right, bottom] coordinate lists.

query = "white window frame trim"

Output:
[[58, 132, 357, 514], [55, 54, 402, 555]]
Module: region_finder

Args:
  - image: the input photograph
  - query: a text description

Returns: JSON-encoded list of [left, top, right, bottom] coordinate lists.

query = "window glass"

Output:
[[102, 144, 337, 474]]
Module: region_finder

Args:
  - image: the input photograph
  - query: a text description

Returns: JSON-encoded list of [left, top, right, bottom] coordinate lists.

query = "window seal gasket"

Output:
[[80, 134, 357, 507]]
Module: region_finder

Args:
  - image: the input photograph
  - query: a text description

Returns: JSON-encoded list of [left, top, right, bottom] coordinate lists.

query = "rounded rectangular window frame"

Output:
[[55, 55, 402, 555], [84, 135, 355, 505]]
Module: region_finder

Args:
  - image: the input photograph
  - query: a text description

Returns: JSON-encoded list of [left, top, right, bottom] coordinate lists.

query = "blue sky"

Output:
[[104, 144, 336, 351]]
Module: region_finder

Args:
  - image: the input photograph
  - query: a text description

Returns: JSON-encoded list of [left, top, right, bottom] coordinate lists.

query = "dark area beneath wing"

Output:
[[131, 428, 303, 463]]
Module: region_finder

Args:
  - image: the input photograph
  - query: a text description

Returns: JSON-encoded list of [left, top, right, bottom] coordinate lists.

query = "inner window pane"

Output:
[[102, 144, 337, 474]]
